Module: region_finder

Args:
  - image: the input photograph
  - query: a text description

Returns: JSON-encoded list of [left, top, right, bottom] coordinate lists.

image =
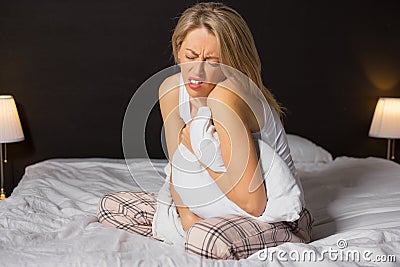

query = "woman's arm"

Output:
[[182, 83, 267, 217], [158, 75, 204, 231]]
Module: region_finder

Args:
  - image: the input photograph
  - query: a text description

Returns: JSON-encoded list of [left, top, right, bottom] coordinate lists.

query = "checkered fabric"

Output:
[[96, 191, 157, 237], [97, 191, 313, 260], [185, 208, 314, 260]]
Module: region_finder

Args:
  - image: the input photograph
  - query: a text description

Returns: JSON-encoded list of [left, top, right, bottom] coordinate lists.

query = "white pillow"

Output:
[[287, 134, 333, 163], [171, 107, 304, 222]]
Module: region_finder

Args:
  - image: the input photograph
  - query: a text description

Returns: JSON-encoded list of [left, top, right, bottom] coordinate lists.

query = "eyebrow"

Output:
[[185, 48, 219, 60]]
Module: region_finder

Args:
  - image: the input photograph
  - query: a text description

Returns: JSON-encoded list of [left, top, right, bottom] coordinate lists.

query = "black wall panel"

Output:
[[0, 0, 399, 193]]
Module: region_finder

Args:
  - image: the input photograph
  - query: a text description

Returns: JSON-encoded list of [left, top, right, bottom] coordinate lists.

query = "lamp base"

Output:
[[387, 139, 396, 161], [0, 188, 5, 200]]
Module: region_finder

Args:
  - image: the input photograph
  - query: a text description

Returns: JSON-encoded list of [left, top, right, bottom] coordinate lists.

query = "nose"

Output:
[[192, 60, 206, 78]]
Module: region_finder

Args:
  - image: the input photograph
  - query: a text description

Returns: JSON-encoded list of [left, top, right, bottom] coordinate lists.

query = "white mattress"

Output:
[[0, 156, 399, 266]]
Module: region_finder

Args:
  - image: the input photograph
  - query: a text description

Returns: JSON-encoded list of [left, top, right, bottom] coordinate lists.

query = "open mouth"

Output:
[[189, 79, 203, 85], [188, 77, 204, 89]]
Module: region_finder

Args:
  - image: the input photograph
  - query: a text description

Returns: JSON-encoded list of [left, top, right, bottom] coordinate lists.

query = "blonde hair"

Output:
[[171, 2, 284, 117]]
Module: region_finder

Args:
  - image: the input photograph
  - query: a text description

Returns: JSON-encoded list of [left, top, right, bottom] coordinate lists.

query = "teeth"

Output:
[[189, 79, 202, 85]]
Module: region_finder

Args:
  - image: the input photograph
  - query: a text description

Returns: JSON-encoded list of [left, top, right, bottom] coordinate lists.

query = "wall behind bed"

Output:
[[1, 0, 399, 193]]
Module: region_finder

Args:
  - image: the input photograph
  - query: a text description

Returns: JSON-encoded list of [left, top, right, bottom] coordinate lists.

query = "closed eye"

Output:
[[207, 61, 219, 67]]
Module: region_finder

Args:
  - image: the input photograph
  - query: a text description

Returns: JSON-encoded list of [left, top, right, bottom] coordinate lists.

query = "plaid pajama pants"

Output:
[[96, 191, 314, 260], [97, 191, 157, 237]]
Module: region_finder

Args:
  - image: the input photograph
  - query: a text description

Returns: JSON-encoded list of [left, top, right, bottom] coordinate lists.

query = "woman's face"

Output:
[[178, 27, 226, 99]]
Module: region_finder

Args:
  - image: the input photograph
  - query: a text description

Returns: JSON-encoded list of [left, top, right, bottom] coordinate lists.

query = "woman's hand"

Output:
[[178, 207, 203, 231], [181, 95, 210, 154], [180, 121, 194, 154]]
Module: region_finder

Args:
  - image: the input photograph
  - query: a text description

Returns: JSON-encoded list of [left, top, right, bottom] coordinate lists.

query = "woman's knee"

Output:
[[185, 219, 233, 260], [96, 192, 121, 221], [96, 191, 157, 223]]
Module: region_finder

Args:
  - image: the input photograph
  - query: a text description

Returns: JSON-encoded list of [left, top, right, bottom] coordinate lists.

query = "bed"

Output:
[[0, 135, 399, 266]]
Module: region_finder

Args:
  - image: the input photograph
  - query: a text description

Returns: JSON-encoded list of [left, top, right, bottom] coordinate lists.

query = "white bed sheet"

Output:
[[0, 156, 399, 266]]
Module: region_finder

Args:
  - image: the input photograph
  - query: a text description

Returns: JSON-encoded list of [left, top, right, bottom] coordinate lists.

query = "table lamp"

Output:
[[0, 95, 25, 200], [369, 97, 400, 160]]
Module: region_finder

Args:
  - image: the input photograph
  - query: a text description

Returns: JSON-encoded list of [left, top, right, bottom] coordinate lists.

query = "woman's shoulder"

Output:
[[208, 80, 264, 132], [208, 79, 258, 106], [159, 73, 181, 96], [208, 81, 243, 108], [158, 73, 182, 118]]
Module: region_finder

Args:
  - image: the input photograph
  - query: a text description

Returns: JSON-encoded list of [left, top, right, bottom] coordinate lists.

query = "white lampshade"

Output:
[[369, 97, 400, 139], [0, 95, 25, 143]]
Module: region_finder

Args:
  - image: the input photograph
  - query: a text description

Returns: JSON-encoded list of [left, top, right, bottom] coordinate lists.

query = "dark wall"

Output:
[[1, 0, 399, 194]]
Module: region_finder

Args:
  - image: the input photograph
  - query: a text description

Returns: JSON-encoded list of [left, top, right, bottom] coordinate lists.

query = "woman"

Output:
[[97, 2, 313, 260]]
